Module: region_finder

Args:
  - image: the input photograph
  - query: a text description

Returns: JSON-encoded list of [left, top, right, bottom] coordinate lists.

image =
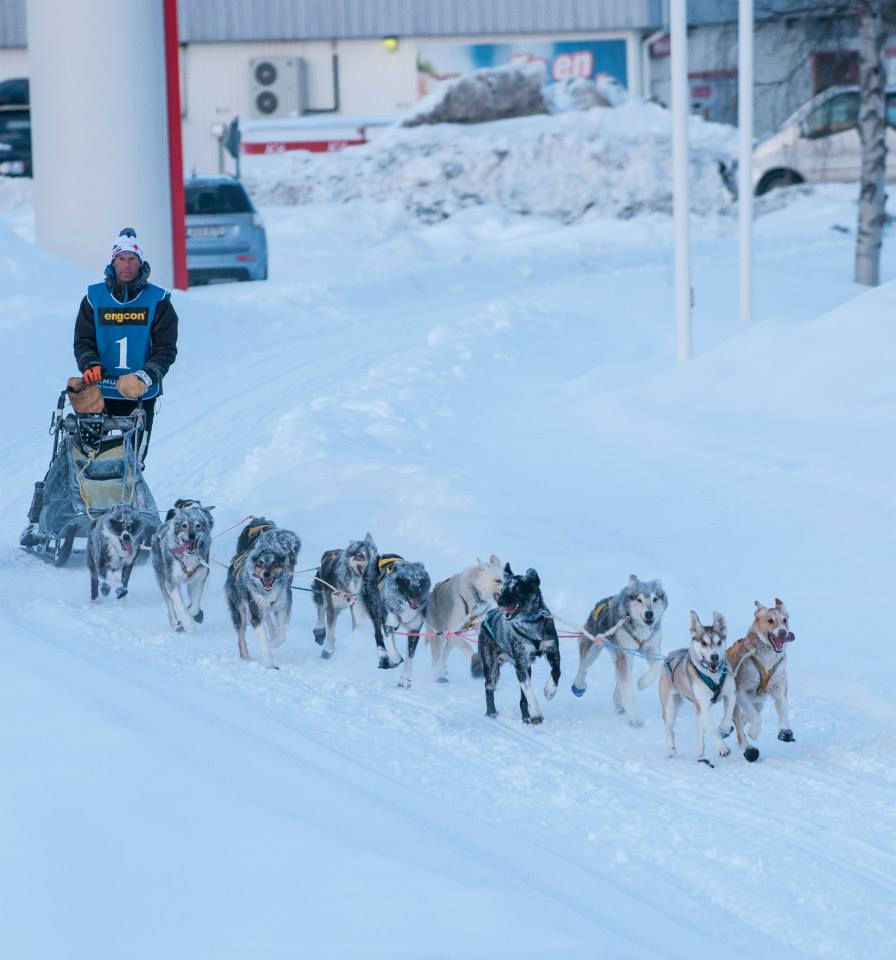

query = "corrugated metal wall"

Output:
[[0, 0, 665, 48]]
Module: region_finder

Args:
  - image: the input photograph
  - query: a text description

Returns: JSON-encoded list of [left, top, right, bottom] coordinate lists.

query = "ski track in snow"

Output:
[[2, 184, 896, 958]]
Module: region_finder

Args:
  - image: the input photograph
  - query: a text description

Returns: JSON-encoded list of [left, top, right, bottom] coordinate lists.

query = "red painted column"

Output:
[[163, 0, 188, 290]]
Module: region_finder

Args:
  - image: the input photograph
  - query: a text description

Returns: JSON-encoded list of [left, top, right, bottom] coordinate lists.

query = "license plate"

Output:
[[187, 225, 227, 238]]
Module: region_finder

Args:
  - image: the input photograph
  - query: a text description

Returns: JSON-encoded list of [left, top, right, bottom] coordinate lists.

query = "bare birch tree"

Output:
[[854, 0, 888, 284]]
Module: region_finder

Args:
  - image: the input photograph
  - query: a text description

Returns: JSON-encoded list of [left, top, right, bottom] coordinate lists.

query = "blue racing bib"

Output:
[[88, 281, 167, 400]]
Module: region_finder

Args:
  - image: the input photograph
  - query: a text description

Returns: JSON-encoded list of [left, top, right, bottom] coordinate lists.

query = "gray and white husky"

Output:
[[361, 553, 431, 685], [571, 574, 667, 727], [425, 555, 502, 681], [226, 535, 291, 669], [151, 498, 214, 633], [87, 502, 143, 601], [311, 533, 375, 659], [659, 611, 736, 767]]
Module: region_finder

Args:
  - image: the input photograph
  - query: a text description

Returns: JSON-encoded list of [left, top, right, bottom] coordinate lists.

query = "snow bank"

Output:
[[245, 100, 737, 223]]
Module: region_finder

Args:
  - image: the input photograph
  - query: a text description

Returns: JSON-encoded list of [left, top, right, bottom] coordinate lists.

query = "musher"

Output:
[[73, 227, 178, 462]]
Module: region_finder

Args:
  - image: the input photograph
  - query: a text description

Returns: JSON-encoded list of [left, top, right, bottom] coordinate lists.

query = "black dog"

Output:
[[477, 564, 561, 724]]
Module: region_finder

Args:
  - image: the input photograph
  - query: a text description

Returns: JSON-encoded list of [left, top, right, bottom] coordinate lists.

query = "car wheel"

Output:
[[756, 169, 803, 196]]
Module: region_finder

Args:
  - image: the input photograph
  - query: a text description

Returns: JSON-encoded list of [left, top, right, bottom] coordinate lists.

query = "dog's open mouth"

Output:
[[408, 598, 421, 610], [501, 603, 520, 620], [121, 538, 133, 558], [768, 630, 795, 653], [173, 539, 197, 556], [261, 575, 275, 591], [701, 658, 722, 673]]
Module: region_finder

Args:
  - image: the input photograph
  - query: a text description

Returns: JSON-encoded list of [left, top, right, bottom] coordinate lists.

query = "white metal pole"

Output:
[[738, 0, 754, 325], [670, 0, 691, 362], [27, 0, 174, 287]]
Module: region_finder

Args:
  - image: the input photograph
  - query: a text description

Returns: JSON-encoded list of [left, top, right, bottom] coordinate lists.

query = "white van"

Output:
[[753, 84, 896, 194]]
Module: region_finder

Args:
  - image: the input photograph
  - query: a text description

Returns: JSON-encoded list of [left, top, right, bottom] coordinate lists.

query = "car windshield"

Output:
[[0, 110, 31, 148], [185, 182, 253, 215]]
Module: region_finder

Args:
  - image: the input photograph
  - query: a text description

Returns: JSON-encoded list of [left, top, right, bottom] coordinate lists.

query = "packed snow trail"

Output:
[[2, 186, 895, 958]]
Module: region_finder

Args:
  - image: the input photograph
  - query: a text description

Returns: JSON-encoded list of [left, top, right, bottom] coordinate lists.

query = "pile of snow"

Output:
[[246, 100, 737, 223], [544, 75, 630, 113], [401, 62, 548, 127]]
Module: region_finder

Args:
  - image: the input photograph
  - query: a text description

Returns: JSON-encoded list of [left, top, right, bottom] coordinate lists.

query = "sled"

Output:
[[19, 388, 161, 566]]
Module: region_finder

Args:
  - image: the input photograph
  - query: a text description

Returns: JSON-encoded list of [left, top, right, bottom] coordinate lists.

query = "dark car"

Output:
[[185, 177, 268, 285], [0, 78, 31, 177]]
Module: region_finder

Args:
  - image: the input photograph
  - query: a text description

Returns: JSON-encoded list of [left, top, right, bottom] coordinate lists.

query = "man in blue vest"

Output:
[[73, 228, 178, 462]]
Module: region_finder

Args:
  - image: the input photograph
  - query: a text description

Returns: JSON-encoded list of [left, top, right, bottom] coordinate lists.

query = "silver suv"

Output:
[[185, 177, 268, 284], [753, 85, 896, 194]]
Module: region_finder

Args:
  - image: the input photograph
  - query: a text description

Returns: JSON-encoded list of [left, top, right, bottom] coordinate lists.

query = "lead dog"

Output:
[[726, 599, 796, 762], [425, 555, 502, 681], [151, 498, 215, 632], [311, 533, 376, 659], [660, 611, 735, 767], [478, 564, 561, 725], [571, 575, 667, 727], [226, 522, 292, 669], [87, 502, 143, 601], [361, 552, 431, 684]]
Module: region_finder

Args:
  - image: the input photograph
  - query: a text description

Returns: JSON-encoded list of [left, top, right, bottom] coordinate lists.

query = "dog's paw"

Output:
[[436, 675, 449, 684], [321, 648, 333, 660], [378, 655, 402, 670], [698, 757, 715, 768], [615, 705, 626, 715], [194, 609, 204, 625], [397, 677, 411, 689], [720, 724, 734, 739], [777, 728, 795, 742], [628, 718, 645, 728], [313, 627, 326, 646], [744, 747, 760, 763], [667, 749, 677, 759], [486, 709, 498, 719], [100, 582, 111, 597], [526, 715, 544, 726], [719, 744, 731, 758], [570, 682, 586, 698], [115, 587, 128, 600], [544, 677, 557, 700], [175, 622, 185, 633]]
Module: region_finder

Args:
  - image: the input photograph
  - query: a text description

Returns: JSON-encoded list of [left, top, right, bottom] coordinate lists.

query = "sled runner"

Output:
[[19, 387, 160, 566]]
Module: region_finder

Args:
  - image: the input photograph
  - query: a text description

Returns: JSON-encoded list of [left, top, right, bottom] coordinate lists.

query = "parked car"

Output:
[[0, 77, 31, 177], [185, 176, 268, 284], [753, 84, 896, 195]]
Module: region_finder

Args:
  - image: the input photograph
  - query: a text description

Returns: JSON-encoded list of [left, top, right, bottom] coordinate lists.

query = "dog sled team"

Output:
[[87, 500, 797, 767]]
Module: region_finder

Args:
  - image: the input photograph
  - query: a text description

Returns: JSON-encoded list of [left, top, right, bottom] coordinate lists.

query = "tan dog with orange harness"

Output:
[[726, 599, 796, 763]]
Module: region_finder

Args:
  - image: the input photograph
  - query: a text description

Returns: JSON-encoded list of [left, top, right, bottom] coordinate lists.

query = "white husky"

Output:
[[424, 556, 502, 681], [660, 611, 736, 767]]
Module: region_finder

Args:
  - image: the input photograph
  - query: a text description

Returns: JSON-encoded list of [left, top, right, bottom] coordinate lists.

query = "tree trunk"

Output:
[[855, 0, 888, 286]]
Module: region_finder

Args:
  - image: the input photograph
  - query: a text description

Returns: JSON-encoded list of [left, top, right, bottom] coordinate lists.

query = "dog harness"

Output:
[[376, 554, 404, 583], [665, 648, 729, 704], [726, 638, 783, 694]]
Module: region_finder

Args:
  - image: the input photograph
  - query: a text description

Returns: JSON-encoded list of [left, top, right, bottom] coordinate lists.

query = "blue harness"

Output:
[[665, 648, 729, 704], [88, 281, 167, 400]]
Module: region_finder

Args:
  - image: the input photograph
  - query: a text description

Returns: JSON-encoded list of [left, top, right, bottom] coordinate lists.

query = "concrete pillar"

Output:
[[27, 0, 174, 287]]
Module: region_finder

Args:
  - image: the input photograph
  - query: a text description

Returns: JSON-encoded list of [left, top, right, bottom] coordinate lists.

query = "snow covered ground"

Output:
[[1, 181, 895, 959]]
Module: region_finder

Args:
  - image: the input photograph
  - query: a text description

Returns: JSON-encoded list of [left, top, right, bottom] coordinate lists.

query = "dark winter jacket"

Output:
[[73, 271, 178, 387]]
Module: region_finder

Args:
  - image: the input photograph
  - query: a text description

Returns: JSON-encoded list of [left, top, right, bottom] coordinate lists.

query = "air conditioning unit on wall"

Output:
[[249, 56, 306, 118]]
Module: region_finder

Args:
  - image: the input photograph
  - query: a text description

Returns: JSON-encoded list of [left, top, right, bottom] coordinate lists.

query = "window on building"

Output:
[[813, 51, 859, 94]]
